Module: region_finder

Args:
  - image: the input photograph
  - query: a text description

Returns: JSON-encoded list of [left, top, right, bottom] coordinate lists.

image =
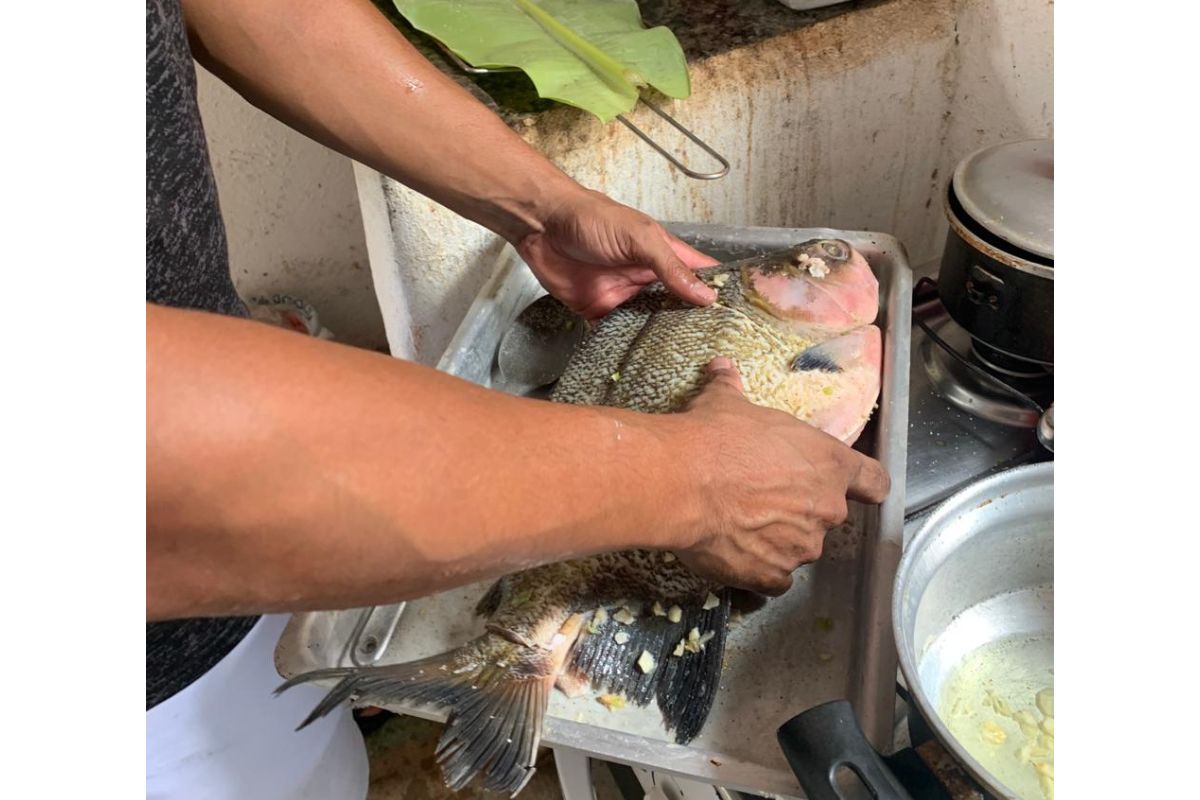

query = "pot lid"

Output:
[[952, 138, 1053, 260]]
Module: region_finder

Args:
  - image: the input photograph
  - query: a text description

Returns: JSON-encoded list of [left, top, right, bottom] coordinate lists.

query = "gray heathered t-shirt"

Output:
[[146, 0, 259, 710]]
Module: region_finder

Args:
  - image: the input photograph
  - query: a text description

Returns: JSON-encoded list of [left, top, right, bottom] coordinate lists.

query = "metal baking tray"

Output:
[[275, 224, 911, 798]]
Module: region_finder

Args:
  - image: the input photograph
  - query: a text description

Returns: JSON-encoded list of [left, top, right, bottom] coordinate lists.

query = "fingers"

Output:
[[664, 231, 720, 270], [686, 557, 794, 597], [576, 288, 634, 321], [813, 494, 850, 527], [802, 424, 890, 506], [753, 572, 794, 597], [842, 451, 891, 504], [631, 228, 716, 307], [700, 357, 746, 398]]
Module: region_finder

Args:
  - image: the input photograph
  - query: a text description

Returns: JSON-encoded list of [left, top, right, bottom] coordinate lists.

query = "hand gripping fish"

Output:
[[276, 239, 882, 795]]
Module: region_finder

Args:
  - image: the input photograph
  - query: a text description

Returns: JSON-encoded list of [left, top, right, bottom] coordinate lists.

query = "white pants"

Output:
[[146, 614, 369, 799]]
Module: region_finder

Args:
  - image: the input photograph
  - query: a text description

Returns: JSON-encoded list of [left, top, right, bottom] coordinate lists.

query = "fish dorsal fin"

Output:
[[569, 590, 731, 743]]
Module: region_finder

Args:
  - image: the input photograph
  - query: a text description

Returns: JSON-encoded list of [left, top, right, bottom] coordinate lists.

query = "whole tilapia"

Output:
[[277, 239, 882, 795]]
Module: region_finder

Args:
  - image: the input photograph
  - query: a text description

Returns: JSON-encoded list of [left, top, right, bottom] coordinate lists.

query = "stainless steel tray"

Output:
[[275, 224, 911, 798]]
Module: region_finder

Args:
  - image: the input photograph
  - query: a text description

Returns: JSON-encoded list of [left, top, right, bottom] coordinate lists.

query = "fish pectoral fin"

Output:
[[791, 345, 843, 373], [569, 590, 732, 744], [786, 326, 882, 445], [486, 622, 538, 649], [791, 325, 881, 374], [276, 628, 569, 796]]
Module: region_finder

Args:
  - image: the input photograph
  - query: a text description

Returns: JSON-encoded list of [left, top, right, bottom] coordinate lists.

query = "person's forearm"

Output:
[[182, 0, 580, 243], [147, 304, 698, 620]]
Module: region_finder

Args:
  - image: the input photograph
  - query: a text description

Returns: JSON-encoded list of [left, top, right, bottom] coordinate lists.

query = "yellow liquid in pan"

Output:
[[937, 635, 1054, 800]]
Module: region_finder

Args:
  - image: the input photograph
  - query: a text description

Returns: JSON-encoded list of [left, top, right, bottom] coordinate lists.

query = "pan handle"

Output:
[[777, 700, 914, 800]]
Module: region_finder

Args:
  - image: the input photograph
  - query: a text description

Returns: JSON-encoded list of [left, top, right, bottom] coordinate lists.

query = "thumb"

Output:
[[698, 357, 746, 398]]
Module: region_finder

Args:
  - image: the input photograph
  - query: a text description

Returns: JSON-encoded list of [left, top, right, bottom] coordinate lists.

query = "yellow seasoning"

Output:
[[598, 694, 626, 711], [980, 720, 1007, 745]]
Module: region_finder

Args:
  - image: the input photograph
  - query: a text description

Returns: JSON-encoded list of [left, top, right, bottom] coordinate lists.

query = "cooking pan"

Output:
[[937, 140, 1054, 367], [777, 463, 1054, 799]]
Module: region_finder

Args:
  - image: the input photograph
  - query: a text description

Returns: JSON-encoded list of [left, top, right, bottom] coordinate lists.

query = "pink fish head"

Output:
[[740, 239, 879, 336]]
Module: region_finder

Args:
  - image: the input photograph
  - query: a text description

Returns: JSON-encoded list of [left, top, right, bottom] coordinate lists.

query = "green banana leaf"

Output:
[[393, 0, 690, 122]]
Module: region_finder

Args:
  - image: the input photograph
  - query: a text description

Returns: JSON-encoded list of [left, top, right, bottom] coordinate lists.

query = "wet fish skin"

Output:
[[277, 239, 882, 795]]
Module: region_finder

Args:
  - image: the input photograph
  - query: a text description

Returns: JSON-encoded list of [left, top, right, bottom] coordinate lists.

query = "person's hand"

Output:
[[670, 358, 891, 596], [516, 188, 720, 320]]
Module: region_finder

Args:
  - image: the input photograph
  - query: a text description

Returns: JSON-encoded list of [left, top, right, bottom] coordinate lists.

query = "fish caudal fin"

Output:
[[571, 590, 732, 743], [276, 625, 576, 796]]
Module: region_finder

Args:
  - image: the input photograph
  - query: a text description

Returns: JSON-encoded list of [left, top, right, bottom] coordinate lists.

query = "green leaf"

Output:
[[393, 0, 690, 122]]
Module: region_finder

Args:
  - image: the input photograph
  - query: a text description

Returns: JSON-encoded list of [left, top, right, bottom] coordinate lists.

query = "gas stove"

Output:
[[888, 262, 1054, 799], [902, 264, 1053, 529]]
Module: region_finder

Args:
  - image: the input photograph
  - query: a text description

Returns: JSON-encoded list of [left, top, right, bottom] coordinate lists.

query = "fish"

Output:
[[276, 238, 882, 795]]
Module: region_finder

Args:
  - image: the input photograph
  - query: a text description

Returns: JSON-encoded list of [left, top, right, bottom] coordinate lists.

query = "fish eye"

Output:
[[820, 241, 847, 260]]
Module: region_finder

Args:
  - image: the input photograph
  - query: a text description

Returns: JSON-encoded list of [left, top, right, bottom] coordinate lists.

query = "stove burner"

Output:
[[969, 339, 1053, 381], [919, 316, 1052, 429], [911, 276, 1052, 429], [904, 272, 1050, 522]]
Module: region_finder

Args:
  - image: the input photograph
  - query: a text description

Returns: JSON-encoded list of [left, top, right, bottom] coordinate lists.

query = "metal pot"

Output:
[[938, 140, 1054, 366], [778, 463, 1054, 799]]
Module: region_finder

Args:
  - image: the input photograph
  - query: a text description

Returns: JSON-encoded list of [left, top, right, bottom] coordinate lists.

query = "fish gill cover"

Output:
[[393, 0, 691, 122]]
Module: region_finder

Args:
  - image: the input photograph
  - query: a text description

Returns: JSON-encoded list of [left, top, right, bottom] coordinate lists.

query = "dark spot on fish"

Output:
[[792, 350, 842, 374]]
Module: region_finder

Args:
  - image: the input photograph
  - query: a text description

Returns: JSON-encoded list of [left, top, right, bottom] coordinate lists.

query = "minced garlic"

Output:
[[613, 607, 636, 625]]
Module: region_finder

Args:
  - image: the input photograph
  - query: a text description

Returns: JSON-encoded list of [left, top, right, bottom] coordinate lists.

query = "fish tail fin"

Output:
[[277, 620, 582, 796], [570, 590, 732, 744], [274, 666, 371, 730]]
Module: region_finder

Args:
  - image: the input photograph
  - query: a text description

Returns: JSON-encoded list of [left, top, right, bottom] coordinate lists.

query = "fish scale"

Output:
[[551, 301, 654, 405], [558, 265, 822, 416]]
